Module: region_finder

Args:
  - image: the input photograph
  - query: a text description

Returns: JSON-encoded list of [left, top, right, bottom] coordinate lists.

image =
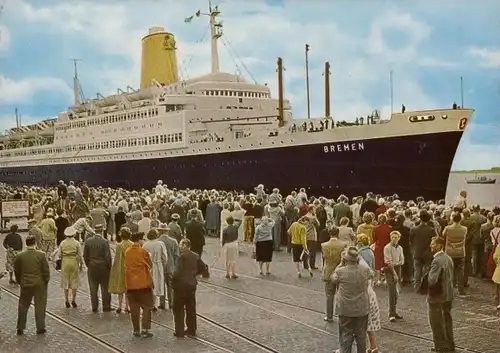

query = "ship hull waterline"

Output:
[[0, 131, 463, 200]]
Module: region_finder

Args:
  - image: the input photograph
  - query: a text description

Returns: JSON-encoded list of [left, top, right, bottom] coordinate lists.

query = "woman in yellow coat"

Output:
[[108, 227, 133, 313], [56, 226, 83, 308], [492, 241, 500, 310], [356, 212, 376, 244]]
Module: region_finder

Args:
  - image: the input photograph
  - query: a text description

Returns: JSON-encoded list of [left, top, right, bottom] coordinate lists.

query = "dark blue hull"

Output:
[[0, 131, 462, 200]]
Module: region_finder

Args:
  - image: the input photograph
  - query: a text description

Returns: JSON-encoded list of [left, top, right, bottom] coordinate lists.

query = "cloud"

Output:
[[418, 57, 459, 68], [468, 47, 500, 68], [366, 10, 432, 63], [0, 25, 9, 52], [0, 75, 72, 104]]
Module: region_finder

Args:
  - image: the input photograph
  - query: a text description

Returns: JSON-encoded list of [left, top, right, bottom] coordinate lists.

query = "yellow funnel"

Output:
[[140, 27, 179, 88]]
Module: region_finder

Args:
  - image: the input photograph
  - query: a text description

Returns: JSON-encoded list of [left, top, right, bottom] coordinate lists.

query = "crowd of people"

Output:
[[1, 181, 500, 353]]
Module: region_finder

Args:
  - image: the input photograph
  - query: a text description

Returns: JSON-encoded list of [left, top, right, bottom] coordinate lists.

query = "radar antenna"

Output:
[[184, 1, 223, 74]]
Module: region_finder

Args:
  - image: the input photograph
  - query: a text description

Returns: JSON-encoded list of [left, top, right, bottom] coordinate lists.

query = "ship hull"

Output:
[[0, 131, 463, 200]]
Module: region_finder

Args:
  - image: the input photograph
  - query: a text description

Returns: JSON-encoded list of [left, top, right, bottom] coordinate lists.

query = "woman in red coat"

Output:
[[372, 213, 392, 285]]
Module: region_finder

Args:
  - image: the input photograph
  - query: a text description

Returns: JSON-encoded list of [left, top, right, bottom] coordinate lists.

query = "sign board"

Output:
[[5, 217, 28, 231], [1, 201, 30, 218]]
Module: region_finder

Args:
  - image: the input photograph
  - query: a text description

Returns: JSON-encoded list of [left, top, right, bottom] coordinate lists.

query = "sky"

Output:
[[0, 0, 499, 170]]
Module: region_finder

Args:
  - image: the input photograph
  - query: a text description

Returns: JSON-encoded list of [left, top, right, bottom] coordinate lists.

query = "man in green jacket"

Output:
[[14, 235, 50, 335]]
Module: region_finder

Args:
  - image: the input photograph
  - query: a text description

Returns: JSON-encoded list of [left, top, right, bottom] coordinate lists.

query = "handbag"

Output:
[[55, 259, 62, 271]]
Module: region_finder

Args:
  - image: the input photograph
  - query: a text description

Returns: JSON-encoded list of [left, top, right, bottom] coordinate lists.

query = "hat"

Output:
[[158, 223, 170, 232], [27, 219, 37, 224], [125, 212, 132, 218], [171, 213, 180, 220], [94, 224, 104, 231], [64, 226, 77, 237], [342, 247, 359, 262], [46, 211, 54, 217]]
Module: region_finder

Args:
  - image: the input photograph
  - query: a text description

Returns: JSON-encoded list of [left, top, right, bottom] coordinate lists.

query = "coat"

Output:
[[168, 221, 183, 243], [492, 244, 500, 284], [373, 224, 391, 270], [143, 239, 168, 296], [83, 235, 112, 270], [409, 223, 436, 261], [90, 207, 108, 229], [55, 216, 70, 246], [158, 235, 179, 275], [205, 202, 221, 231], [172, 249, 208, 291], [107, 205, 118, 235], [331, 263, 373, 317], [427, 251, 454, 303], [58, 238, 83, 290], [40, 218, 57, 241], [356, 223, 375, 244], [115, 211, 126, 232], [443, 223, 467, 258], [333, 202, 351, 226], [185, 220, 206, 254], [14, 248, 50, 287], [108, 240, 133, 294], [321, 238, 347, 281], [124, 244, 153, 291]]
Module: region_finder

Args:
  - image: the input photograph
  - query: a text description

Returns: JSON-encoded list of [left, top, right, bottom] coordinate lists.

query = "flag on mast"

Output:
[[185, 9, 201, 23]]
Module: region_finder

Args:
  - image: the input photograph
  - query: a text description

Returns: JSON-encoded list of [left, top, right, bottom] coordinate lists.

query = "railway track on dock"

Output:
[[200, 279, 489, 353], [3, 277, 279, 353], [0, 286, 126, 353]]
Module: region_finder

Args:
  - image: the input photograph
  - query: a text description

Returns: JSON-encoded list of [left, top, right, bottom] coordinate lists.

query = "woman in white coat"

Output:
[[231, 202, 246, 242], [142, 229, 168, 310], [220, 202, 231, 242]]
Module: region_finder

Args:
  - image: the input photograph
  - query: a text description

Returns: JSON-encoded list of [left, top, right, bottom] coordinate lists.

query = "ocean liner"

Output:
[[0, 5, 473, 200]]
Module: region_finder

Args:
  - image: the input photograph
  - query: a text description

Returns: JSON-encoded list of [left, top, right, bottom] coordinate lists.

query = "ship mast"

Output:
[[323, 61, 331, 118], [70, 58, 82, 105], [185, 1, 223, 74], [277, 57, 284, 127]]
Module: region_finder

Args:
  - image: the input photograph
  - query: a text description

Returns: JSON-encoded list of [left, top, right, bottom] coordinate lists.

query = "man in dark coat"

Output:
[[409, 210, 437, 291], [332, 195, 352, 226], [172, 239, 209, 338], [83, 224, 112, 312], [359, 193, 377, 218], [185, 212, 206, 258], [469, 205, 486, 277], [123, 213, 139, 235], [14, 236, 50, 335]]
